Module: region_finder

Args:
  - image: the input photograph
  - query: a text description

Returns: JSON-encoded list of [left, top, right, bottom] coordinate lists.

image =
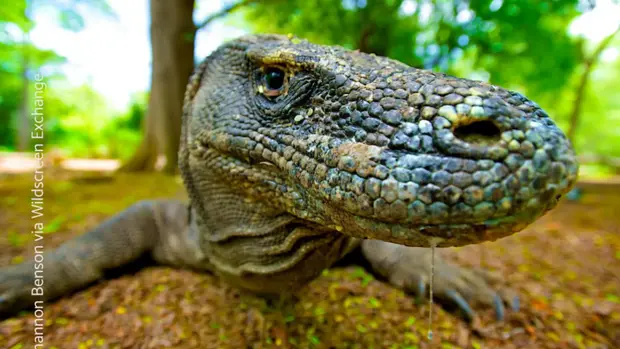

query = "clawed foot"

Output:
[[361, 240, 518, 321], [411, 260, 519, 321]]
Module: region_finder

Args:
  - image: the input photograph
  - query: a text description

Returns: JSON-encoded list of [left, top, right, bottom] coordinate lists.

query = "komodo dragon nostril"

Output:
[[453, 120, 502, 146]]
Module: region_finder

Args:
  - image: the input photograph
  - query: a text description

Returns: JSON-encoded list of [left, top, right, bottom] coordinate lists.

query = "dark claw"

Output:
[[493, 294, 505, 321], [445, 289, 475, 320], [511, 295, 520, 312]]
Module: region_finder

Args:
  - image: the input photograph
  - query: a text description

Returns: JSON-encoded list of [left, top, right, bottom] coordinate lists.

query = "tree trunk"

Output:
[[119, 109, 158, 172], [17, 3, 32, 152], [566, 26, 620, 143], [120, 0, 196, 173], [18, 51, 30, 151]]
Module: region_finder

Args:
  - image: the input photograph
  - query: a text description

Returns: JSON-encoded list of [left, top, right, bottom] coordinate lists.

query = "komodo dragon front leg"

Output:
[[0, 200, 206, 317]]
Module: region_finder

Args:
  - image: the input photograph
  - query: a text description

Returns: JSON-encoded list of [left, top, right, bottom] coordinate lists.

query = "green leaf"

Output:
[[44, 215, 66, 233], [605, 294, 619, 303], [368, 297, 381, 308], [309, 335, 320, 345]]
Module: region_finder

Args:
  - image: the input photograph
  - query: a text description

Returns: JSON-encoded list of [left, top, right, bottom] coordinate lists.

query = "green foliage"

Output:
[[0, 0, 140, 156], [103, 93, 146, 159], [459, 0, 582, 96], [0, 39, 66, 149], [44, 83, 145, 159], [43, 82, 112, 157], [566, 38, 620, 157], [0, 0, 120, 152], [0, 0, 32, 32]]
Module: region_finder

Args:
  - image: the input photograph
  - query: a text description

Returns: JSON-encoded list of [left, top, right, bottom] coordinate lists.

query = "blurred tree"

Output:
[[122, 0, 266, 173], [0, 1, 63, 150], [104, 92, 148, 160], [0, 0, 114, 151], [0, 40, 64, 150], [567, 33, 620, 170], [45, 83, 114, 157], [566, 25, 619, 143], [120, 0, 195, 173]]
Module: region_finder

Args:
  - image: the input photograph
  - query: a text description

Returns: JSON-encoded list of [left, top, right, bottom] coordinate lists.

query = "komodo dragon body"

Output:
[[0, 34, 578, 320]]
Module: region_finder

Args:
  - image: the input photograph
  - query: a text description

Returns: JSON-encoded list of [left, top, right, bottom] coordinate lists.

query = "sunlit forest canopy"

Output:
[[1, 0, 619, 175]]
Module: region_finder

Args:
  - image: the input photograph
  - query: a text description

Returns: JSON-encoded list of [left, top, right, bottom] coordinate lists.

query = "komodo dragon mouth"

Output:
[[182, 34, 578, 248]]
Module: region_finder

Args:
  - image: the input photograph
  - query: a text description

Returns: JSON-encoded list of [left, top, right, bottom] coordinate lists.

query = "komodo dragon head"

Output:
[[179, 34, 578, 248]]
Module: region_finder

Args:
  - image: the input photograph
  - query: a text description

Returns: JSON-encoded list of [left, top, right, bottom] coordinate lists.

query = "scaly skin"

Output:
[[0, 34, 578, 321]]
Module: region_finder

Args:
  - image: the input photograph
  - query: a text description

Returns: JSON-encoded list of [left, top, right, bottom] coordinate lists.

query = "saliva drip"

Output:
[[427, 241, 437, 341]]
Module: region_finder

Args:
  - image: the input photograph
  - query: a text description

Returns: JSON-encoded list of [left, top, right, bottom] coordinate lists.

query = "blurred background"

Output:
[[0, 0, 619, 176], [1, 1, 619, 348]]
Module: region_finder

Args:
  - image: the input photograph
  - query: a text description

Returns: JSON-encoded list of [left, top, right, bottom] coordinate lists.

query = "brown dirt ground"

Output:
[[0, 170, 618, 349]]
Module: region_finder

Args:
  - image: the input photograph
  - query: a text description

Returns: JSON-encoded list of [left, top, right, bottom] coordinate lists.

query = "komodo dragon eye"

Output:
[[262, 67, 286, 96]]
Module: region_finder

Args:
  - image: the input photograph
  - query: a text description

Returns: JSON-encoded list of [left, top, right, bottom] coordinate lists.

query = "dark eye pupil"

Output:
[[265, 68, 285, 90]]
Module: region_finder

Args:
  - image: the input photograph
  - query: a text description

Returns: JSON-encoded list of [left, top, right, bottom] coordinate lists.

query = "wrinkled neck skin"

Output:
[[183, 156, 351, 294]]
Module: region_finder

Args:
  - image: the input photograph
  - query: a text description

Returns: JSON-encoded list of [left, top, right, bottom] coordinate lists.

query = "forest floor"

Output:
[[0, 167, 618, 349]]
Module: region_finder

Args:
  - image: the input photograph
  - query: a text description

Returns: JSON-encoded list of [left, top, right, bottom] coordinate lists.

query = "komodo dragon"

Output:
[[0, 34, 578, 321]]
